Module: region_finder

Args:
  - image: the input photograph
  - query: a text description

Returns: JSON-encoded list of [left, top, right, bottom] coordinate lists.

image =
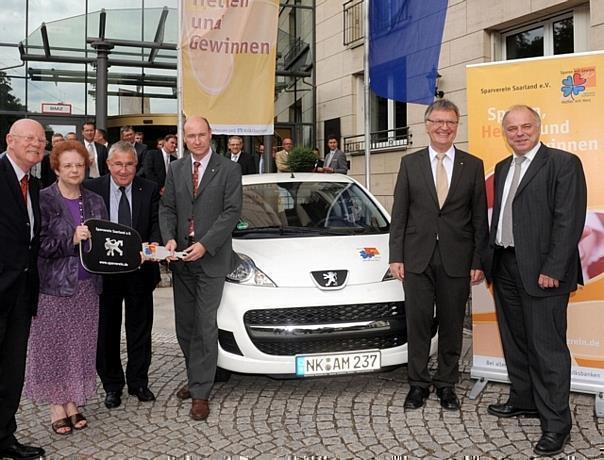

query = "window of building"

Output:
[[370, 92, 407, 142], [500, 8, 588, 60]]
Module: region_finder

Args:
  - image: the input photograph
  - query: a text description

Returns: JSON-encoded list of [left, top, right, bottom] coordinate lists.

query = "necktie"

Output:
[[189, 161, 201, 241], [500, 156, 527, 247], [118, 186, 132, 227], [20, 175, 28, 203], [435, 152, 448, 208], [87, 143, 100, 178], [259, 156, 264, 174], [165, 154, 170, 173]]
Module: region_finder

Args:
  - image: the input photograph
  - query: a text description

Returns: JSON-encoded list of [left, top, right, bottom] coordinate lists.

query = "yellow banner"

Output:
[[181, 0, 279, 134], [467, 52, 604, 391]]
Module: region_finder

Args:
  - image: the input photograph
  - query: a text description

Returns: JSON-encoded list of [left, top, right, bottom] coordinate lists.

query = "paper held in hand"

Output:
[[142, 243, 186, 260]]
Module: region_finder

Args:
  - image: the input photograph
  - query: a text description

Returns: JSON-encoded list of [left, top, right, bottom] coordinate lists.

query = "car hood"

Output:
[[233, 234, 390, 288]]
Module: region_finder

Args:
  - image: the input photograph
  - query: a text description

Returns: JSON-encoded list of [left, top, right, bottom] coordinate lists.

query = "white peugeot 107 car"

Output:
[[217, 173, 437, 378]]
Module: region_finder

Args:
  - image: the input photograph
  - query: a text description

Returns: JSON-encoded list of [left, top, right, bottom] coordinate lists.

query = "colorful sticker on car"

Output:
[[359, 247, 380, 260]]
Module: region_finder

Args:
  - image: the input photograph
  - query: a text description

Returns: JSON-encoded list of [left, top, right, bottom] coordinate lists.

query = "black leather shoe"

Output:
[[534, 431, 570, 456], [128, 386, 156, 402], [487, 401, 539, 418], [404, 386, 430, 410], [0, 441, 45, 460], [104, 391, 122, 409], [436, 387, 460, 411]]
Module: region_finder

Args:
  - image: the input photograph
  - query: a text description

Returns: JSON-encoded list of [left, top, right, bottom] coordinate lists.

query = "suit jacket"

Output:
[[159, 151, 243, 277], [486, 143, 587, 297], [143, 149, 177, 188], [0, 154, 41, 315], [84, 142, 109, 178], [84, 175, 161, 289], [230, 151, 257, 175], [134, 143, 148, 175], [324, 149, 348, 174], [275, 149, 289, 172], [37, 183, 107, 296], [389, 147, 489, 277]]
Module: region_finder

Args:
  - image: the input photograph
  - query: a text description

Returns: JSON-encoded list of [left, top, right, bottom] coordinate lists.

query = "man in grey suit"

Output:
[[485, 105, 587, 457], [159, 116, 242, 421], [389, 99, 488, 411], [317, 135, 348, 174]]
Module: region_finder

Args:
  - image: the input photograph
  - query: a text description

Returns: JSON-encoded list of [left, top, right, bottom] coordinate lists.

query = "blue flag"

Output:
[[369, 0, 448, 105]]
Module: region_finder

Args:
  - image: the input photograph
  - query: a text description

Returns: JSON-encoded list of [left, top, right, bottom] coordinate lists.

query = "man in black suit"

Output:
[[85, 141, 161, 409], [485, 105, 587, 456], [0, 119, 46, 460], [143, 134, 178, 192], [227, 135, 256, 175], [389, 99, 488, 411], [121, 125, 148, 175], [82, 121, 109, 178]]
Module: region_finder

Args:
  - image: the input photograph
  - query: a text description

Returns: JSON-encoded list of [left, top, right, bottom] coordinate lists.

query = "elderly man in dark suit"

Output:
[[227, 135, 256, 175], [82, 121, 108, 178], [85, 141, 161, 409], [0, 119, 46, 460], [160, 116, 242, 421], [317, 135, 348, 174], [389, 99, 488, 412], [143, 134, 178, 192], [485, 105, 587, 457]]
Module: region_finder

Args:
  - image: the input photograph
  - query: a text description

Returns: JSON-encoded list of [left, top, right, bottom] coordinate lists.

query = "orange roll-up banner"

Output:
[[181, 0, 279, 135], [467, 52, 604, 395]]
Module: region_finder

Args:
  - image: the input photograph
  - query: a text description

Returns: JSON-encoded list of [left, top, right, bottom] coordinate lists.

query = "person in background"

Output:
[[0, 118, 46, 460], [227, 135, 256, 175], [143, 134, 178, 193], [121, 126, 147, 174], [65, 132, 78, 141], [275, 138, 294, 172], [94, 128, 109, 149], [134, 131, 144, 145], [24, 140, 107, 435], [317, 135, 348, 174], [81, 121, 108, 178]]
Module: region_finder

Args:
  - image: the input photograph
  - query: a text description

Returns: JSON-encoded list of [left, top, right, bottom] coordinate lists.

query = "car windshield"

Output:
[[234, 181, 390, 238]]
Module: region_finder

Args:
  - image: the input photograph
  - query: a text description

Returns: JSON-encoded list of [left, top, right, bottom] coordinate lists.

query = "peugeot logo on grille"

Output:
[[311, 270, 348, 290]]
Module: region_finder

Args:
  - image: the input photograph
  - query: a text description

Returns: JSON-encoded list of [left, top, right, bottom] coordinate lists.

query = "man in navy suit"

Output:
[[143, 134, 178, 192], [0, 119, 46, 460], [485, 105, 587, 456], [82, 121, 108, 178], [389, 99, 488, 412], [85, 141, 161, 410]]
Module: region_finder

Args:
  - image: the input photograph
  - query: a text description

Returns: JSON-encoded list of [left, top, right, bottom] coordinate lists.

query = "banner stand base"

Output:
[[469, 377, 488, 400], [596, 393, 604, 417]]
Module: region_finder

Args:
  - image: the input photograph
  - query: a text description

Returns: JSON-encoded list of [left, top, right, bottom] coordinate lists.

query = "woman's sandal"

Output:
[[68, 412, 87, 430], [51, 417, 72, 435]]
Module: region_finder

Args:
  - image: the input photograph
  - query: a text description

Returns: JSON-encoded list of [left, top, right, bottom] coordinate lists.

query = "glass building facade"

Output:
[[0, 0, 315, 152]]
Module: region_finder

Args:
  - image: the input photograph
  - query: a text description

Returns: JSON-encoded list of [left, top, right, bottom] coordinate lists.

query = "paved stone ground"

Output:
[[13, 289, 604, 459]]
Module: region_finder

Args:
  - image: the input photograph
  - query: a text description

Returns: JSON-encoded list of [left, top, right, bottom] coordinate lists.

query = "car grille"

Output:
[[244, 301, 407, 356]]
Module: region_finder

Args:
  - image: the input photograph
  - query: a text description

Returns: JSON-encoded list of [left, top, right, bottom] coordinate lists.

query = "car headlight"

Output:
[[382, 267, 396, 281], [226, 253, 276, 287]]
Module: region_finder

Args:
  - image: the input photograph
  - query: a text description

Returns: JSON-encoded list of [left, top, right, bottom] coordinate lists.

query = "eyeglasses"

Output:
[[61, 163, 86, 170], [426, 119, 459, 127], [11, 134, 47, 144], [110, 162, 137, 170]]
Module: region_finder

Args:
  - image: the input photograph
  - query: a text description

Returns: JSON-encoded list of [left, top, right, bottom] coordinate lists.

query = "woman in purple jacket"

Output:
[[24, 141, 107, 435]]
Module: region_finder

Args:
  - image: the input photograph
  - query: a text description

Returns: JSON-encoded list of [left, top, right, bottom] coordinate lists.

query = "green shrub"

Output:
[[286, 146, 318, 172]]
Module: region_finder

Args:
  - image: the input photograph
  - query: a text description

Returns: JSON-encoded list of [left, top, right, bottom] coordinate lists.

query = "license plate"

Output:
[[295, 350, 381, 376]]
